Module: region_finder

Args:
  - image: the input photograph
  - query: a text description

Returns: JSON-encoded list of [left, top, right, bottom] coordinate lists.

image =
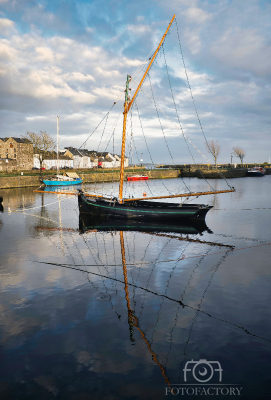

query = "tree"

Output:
[[233, 146, 245, 165], [205, 140, 221, 167], [21, 131, 56, 172]]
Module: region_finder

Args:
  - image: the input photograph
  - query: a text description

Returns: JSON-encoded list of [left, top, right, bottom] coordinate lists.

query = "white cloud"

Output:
[[0, 17, 16, 35], [183, 28, 202, 54], [123, 58, 145, 67], [92, 85, 123, 100], [0, 42, 15, 60], [36, 46, 54, 62], [212, 28, 271, 77], [0, 35, 99, 104], [86, 27, 94, 33], [182, 7, 211, 24], [127, 24, 151, 35], [95, 66, 119, 78], [64, 72, 95, 82]]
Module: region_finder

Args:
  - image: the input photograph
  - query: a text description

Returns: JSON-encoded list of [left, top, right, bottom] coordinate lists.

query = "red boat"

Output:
[[127, 175, 149, 181]]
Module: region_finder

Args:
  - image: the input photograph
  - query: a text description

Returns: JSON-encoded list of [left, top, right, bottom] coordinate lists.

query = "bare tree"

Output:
[[21, 131, 55, 172], [233, 146, 245, 165], [206, 140, 221, 168]]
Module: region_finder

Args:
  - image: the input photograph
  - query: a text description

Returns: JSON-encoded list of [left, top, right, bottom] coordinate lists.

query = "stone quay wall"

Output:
[[0, 169, 180, 189]]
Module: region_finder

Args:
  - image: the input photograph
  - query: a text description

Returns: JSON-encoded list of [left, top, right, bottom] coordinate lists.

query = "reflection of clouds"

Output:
[[46, 268, 62, 282], [0, 268, 27, 290], [0, 302, 40, 344], [34, 376, 59, 397]]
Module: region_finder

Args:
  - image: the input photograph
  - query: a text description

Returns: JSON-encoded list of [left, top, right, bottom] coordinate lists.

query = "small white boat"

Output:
[[247, 167, 265, 177], [42, 117, 82, 186]]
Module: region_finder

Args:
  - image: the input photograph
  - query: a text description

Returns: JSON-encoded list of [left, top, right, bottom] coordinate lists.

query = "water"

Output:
[[0, 177, 271, 399]]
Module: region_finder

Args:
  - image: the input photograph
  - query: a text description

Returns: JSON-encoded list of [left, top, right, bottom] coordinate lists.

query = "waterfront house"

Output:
[[33, 152, 73, 170], [0, 137, 33, 170]]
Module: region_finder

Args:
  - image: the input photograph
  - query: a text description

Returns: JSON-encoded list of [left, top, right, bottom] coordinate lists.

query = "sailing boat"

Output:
[[78, 15, 235, 222], [43, 117, 83, 186]]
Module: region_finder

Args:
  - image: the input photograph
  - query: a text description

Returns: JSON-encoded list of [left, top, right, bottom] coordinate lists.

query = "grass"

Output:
[[0, 167, 166, 178]]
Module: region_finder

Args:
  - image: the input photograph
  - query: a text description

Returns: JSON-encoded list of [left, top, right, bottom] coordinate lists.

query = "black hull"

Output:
[[78, 193, 212, 223], [247, 172, 265, 177]]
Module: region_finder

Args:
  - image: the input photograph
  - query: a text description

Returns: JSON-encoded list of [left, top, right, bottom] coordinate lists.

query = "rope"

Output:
[[32, 260, 271, 344], [162, 43, 214, 191], [135, 99, 172, 196], [130, 76, 211, 164], [33, 239, 271, 268], [79, 101, 116, 150], [147, 72, 191, 194], [174, 17, 233, 190]]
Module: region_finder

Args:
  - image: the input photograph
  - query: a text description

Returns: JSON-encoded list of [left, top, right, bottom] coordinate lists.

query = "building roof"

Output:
[[34, 151, 71, 160], [0, 137, 32, 144]]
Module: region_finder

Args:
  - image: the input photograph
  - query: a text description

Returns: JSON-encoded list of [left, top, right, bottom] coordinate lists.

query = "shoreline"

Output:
[[0, 168, 269, 190]]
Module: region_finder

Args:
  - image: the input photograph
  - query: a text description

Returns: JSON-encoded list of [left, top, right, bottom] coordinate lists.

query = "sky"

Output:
[[0, 0, 271, 164]]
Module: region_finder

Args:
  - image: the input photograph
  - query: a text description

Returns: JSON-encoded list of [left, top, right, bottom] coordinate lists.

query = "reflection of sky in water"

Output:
[[0, 177, 271, 398]]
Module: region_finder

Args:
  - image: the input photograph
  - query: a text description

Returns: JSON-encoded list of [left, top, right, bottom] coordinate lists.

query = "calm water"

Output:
[[0, 177, 271, 399]]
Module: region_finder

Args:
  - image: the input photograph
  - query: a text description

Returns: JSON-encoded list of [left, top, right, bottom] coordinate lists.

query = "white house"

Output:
[[33, 153, 73, 169]]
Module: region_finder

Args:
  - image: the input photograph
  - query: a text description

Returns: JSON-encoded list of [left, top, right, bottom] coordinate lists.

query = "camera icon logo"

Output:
[[183, 359, 223, 383]]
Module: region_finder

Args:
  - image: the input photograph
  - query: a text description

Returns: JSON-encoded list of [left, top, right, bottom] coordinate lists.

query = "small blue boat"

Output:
[[43, 173, 82, 186], [43, 178, 82, 186]]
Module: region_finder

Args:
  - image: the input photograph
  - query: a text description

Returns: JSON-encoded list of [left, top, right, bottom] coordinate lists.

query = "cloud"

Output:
[[0, 0, 271, 163], [127, 24, 151, 35], [64, 72, 95, 83], [86, 27, 94, 33], [211, 27, 271, 77], [95, 66, 119, 78], [183, 28, 202, 54], [36, 46, 54, 62], [182, 7, 212, 24], [0, 17, 16, 35]]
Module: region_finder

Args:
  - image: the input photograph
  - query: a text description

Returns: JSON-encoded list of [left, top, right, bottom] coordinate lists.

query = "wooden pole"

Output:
[[127, 14, 176, 113], [123, 189, 235, 202], [119, 75, 130, 203]]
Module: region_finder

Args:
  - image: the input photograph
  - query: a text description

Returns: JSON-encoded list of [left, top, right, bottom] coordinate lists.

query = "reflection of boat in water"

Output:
[[78, 211, 212, 235], [42, 186, 80, 193], [127, 175, 148, 181], [247, 167, 265, 177], [78, 15, 235, 223]]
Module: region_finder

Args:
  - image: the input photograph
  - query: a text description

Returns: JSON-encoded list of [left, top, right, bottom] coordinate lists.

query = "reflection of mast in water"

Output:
[[211, 180, 219, 210], [119, 230, 171, 388], [58, 194, 64, 253]]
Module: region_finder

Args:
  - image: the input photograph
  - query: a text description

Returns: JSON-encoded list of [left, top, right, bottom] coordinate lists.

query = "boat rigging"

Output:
[[78, 14, 235, 223]]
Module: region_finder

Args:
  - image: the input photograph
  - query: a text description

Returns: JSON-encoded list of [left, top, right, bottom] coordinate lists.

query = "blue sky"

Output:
[[0, 0, 271, 164]]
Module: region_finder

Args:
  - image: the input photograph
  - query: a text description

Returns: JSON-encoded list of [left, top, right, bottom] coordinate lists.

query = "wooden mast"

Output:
[[57, 116, 59, 173], [118, 15, 176, 203], [119, 75, 130, 203]]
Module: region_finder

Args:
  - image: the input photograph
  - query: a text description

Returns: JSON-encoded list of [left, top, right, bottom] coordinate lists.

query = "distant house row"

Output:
[[34, 147, 129, 170], [0, 137, 129, 171]]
